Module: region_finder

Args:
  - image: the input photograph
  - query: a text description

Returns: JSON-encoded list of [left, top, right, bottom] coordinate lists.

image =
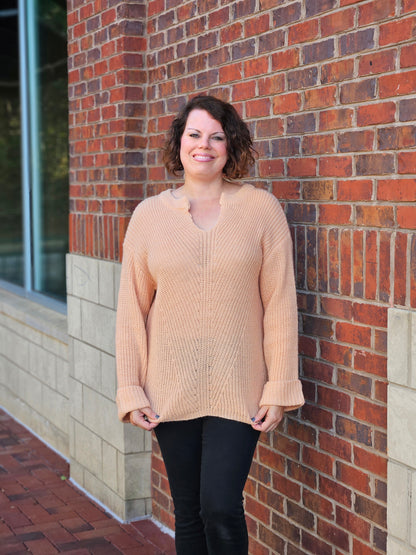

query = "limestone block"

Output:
[[123, 420, 148, 454], [41, 383, 68, 435], [66, 253, 73, 295], [388, 461, 410, 542], [102, 441, 118, 492], [72, 339, 101, 389], [388, 308, 410, 387], [101, 351, 116, 400], [73, 421, 102, 478], [56, 360, 69, 397], [28, 342, 57, 388], [69, 376, 83, 422], [120, 452, 151, 499], [80, 300, 115, 356], [2, 327, 29, 371], [387, 537, 416, 555], [411, 312, 416, 390], [411, 471, 416, 549], [99, 260, 115, 309], [82, 468, 148, 521], [41, 334, 68, 360], [114, 262, 121, 309], [388, 384, 416, 468], [82, 386, 124, 451], [70, 459, 85, 488], [67, 295, 82, 340], [71, 254, 99, 303], [23, 372, 42, 413]]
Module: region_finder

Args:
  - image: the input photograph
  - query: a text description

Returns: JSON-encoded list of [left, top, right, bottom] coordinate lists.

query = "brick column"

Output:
[[67, 0, 150, 520]]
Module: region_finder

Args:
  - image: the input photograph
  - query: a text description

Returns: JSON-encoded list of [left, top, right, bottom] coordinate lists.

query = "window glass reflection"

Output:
[[0, 4, 23, 286]]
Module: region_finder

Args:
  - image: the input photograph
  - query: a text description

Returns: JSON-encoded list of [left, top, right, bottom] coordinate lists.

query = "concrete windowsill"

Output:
[[0, 287, 68, 345]]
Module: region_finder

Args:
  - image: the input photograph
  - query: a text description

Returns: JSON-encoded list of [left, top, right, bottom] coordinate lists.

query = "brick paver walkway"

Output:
[[0, 409, 175, 554]]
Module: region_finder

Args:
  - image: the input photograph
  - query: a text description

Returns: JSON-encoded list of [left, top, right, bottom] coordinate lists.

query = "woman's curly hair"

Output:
[[163, 95, 256, 180]]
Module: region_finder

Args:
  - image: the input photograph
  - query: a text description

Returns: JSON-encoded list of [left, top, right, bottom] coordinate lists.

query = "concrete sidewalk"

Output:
[[0, 409, 175, 554]]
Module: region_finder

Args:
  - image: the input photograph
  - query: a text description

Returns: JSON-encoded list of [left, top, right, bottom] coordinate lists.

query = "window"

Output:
[[0, 0, 68, 304]]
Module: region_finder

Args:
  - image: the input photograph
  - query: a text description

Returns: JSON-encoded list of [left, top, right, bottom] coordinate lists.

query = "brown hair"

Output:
[[163, 95, 256, 180]]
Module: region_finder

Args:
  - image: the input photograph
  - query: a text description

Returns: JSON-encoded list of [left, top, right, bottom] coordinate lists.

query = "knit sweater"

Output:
[[116, 183, 304, 424]]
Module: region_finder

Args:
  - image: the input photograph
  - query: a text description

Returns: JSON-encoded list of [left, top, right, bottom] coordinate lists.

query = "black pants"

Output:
[[154, 417, 260, 555]]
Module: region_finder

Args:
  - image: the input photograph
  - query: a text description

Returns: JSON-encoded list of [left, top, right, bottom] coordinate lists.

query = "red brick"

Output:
[[354, 495, 386, 527], [379, 69, 416, 97], [356, 204, 395, 227], [318, 386, 351, 414], [354, 398, 387, 428], [244, 55, 269, 77], [271, 48, 300, 71], [358, 0, 395, 25], [399, 151, 416, 174], [401, 42, 416, 68], [288, 19, 319, 44], [354, 446, 387, 478], [303, 490, 334, 520], [307, 85, 338, 109], [352, 538, 385, 555], [219, 62, 242, 83], [357, 153, 395, 176], [317, 519, 350, 552], [398, 206, 416, 229], [336, 461, 371, 494], [287, 158, 317, 177], [273, 92, 301, 114], [322, 58, 354, 83], [357, 102, 396, 126], [302, 180, 334, 200], [320, 108, 353, 131], [394, 231, 408, 305], [320, 476, 352, 507], [336, 416, 372, 446], [340, 229, 352, 295], [319, 156, 353, 177], [358, 49, 397, 76], [258, 159, 285, 177], [220, 22, 243, 43], [319, 204, 352, 224], [336, 506, 371, 541], [336, 322, 372, 347], [244, 496, 271, 525], [272, 473, 301, 502], [244, 13, 269, 37], [337, 179, 373, 201], [321, 8, 355, 36], [246, 98, 271, 118], [380, 15, 416, 45], [379, 231, 392, 303]]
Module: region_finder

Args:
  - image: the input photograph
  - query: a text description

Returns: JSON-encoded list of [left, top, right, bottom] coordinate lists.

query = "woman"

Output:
[[116, 95, 304, 555]]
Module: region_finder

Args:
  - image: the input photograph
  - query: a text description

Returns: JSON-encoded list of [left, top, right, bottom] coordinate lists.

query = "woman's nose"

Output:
[[199, 135, 210, 148]]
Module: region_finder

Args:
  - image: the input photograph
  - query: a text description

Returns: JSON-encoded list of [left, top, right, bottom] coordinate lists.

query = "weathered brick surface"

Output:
[[67, 0, 416, 553]]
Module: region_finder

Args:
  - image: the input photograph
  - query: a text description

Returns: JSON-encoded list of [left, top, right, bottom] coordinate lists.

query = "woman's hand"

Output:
[[251, 405, 284, 433], [129, 407, 160, 431]]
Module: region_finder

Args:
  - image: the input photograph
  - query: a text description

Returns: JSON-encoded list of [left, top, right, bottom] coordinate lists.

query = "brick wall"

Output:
[[68, 0, 416, 552]]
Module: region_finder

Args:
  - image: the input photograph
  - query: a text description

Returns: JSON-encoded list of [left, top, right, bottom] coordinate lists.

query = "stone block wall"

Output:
[[67, 253, 152, 521], [0, 289, 69, 457], [387, 308, 416, 554]]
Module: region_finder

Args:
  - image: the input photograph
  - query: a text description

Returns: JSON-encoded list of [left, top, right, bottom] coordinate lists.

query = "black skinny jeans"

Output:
[[155, 417, 260, 555]]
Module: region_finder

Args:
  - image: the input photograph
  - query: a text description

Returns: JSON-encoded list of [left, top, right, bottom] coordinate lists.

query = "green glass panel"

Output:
[[0, 4, 23, 286], [32, 0, 68, 300]]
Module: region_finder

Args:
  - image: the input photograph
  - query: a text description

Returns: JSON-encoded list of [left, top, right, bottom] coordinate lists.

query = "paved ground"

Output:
[[0, 409, 175, 554]]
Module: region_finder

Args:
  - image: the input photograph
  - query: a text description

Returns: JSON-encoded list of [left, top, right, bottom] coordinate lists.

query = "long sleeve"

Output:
[[115, 242, 155, 422], [259, 201, 304, 411]]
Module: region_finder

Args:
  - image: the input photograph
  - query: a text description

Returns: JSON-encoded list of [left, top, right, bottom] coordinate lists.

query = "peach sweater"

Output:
[[116, 184, 304, 424]]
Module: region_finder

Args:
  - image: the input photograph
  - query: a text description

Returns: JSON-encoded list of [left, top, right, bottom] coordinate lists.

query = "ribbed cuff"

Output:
[[116, 386, 151, 422], [259, 379, 304, 411]]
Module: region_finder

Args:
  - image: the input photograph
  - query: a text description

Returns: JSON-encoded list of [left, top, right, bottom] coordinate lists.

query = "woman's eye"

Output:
[[189, 133, 199, 138], [212, 135, 225, 141]]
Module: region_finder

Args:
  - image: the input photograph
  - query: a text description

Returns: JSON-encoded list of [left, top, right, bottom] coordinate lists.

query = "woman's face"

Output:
[[180, 109, 228, 181]]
